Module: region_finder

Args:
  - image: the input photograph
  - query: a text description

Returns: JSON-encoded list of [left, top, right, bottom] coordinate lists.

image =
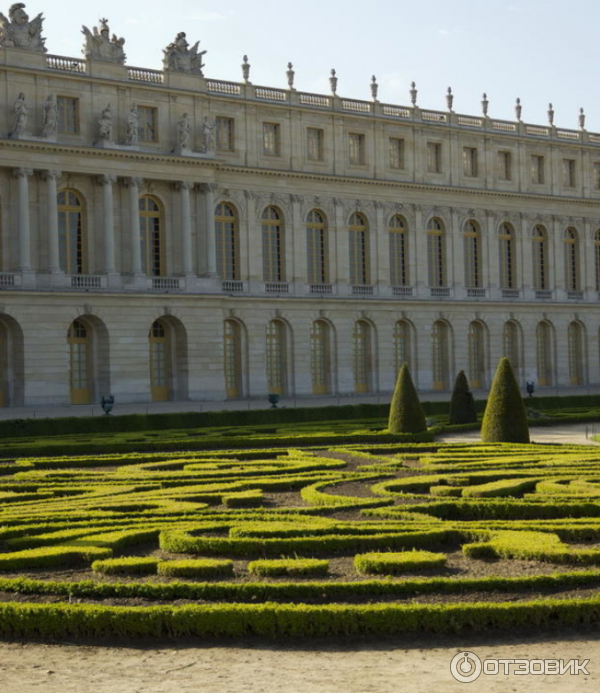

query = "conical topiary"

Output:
[[448, 370, 477, 425], [388, 363, 428, 434], [481, 357, 530, 443]]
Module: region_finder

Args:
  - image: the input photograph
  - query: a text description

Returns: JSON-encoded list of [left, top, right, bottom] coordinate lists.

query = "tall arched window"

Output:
[[468, 321, 486, 389], [58, 189, 85, 275], [216, 203, 239, 280], [266, 320, 286, 395], [353, 320, 373, 393], [536, 321, 554, 386], [68, 319, 92, 404], [427, 218, 446, 287], [394, 320, 412, 375], [306, 210, 328, 284], [262, 207, 284, 282], [595, 230, 600, 291], [503, 321, 521, 376], [140, 196, 163, 277], [464, 220, 482, 288], [224, 320, 243, 398], [499, 223, 516, 289], [532, 225, 548, 290], [0, 323, 7, 408], [432, 320, 450, 390], [564, 228, 580, 291], [389, 215, 408, 286], [349, 212, 370, 285], [311, 320, 331, 395], [149, 319, 170, 401], [568, 321, 585, 386]]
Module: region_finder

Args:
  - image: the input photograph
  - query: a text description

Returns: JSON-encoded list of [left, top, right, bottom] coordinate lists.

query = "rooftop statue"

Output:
[[0, 3, 46, 52], [163, 32, 206, 75], [82, 17, 126, 64]]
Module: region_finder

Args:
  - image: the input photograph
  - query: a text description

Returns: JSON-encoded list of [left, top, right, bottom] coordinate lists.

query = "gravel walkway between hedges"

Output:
[[437, 423, 600, 446]]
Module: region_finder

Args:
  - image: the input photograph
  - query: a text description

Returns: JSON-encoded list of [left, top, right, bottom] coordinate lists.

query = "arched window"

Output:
[[499, 223, 516, 289], [216, 203, 239, 280], [427, 218, 446, 287], [353, 320, 373, 393], [149, 319, 170, 401], [306, 210, 328, 284], [595, 230, 600, 291], [464, 220, 482, 288], [389, 215, 409, 286], [536, 321, 554, 386], [568, 321, 585, 386], [503, 321, 521, 376], [394, 320, 412, 375], [139, 196, 163, 277], [468, 321, 486, 389], [349, 212, 370, 285], [266, 320, 286, 395], [262, 206, 284, 282], [58, 189, 85, 275], [432, 320, 450, 390], [68, 319, 92, 404], [224, 320, 243, 398], [564, 228, 580, 292], [311, 320, 331, 395], [532, 225, 548, 290]]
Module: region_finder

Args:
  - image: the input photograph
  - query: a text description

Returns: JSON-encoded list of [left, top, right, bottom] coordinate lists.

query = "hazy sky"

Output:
[[31, 0, 599, 130]]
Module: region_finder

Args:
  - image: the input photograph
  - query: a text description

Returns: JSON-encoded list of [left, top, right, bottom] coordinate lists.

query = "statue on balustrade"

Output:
[[81, 17, 126, 64], [125, 104, 139, 146], [0, 3, 46, 52], [163, 32, 206, 75], [98, 103, 113, 142], [177, 112, 191, 150], [10, 92, 27, 138], [42, 93, 58, 138]]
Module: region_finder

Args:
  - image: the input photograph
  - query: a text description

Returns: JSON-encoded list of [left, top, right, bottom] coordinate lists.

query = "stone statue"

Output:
[[98, 103, 113, 141], [163, 32, 206, 75], [201, 115, 214, 153], [125, 104, 139, 146], [81, 18, 126, 64], [177, 112, 191, 150], [0, 3, 46, 52], [10, 91, 27, 137], [42, 93, 58, 138]]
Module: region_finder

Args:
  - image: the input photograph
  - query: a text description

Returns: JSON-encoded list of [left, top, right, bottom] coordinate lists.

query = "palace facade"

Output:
[[0, 7, 599, 407]]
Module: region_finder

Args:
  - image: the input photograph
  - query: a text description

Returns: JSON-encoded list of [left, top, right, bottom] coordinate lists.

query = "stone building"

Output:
[[0, 5, 599, 408]]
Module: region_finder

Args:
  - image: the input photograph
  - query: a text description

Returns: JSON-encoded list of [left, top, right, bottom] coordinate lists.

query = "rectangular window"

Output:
[[262, 122, 280, 156], [306, 127, 324, 161], [427, 142, 442, 173], [498, 150, 512, 181], [57, 96, 79, 134], [594, 162, 600, 190], [389, 137, 405, 169], [349, 133, 365, 164], [563, 158, 576, 187], [138, 106, 157, 142], [463, 147, 478, 177], [531, 154, 545, 184], [216, 116, 235, 151]]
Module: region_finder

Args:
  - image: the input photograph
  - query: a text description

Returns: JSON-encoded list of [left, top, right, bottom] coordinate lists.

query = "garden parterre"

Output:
[[4, 440, 600, 638]]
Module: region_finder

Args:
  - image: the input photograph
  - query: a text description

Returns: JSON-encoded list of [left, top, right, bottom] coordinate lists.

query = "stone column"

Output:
[[13, 168, 33, 271], [176, 181, 194, 275], [41, 170, 61, 273], [124, 177, 143, 274], [99, 175, 117, 274], [201, 183, 218, 277]]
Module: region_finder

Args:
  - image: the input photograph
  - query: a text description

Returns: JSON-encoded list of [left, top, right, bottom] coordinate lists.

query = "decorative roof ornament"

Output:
[[370, 75, 379, 102], [515, 97, 522, 122], [241, 55, 250, 83], [481, 93, 489, 117], [579, 107, 586, 131], [286, 62, 295, 90], [81, 17, 126, 64], [547, 102, 554, 126], [0, 3, 46, 52], [329, 68, 337, 95], [163, 32, 206, 75], [409, 81, 418, 107], [446, 86, 454, 112]]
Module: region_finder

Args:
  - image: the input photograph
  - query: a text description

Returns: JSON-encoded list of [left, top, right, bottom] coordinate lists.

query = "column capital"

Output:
[[123, 176, 144, 188], [98, 174, 117, 186], [40, 169, 62, 182], [175, 180, 194, 192], [12, 168, 33, 179], [200, 182, 219, 194]]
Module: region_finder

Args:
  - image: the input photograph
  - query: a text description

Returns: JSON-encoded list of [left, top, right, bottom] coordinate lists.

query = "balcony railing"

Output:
[[567, 290, 584, 300], [71, 274, 103, 289], [535, 290, 553, 300], [151, 277, 182, 291], [351, 284, 374, 296], [392, 286, 413, 297], [466, 288, 487, 299], [46, 54, 86, 73], [127, 66, 164, 84], [309, 283, 333, 295], [501, 289, 521, 299], [0, 273, 19, 288], [264, 282, 289, 294], [222, 280, 244, 293], [430, 287, 451, 298]]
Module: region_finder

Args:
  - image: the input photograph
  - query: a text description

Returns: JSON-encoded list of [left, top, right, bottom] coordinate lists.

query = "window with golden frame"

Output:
[[310, 320, 331, 395], [389, 138, 405, 169], [349, 212, 369, 285], [499, 223, 516, 289], [568, 321, 584, 386], [536, 321, 553, 386], [595, 230, 600, 290], [149, 319, 170, 402], [498, 150, 512, 181], [394, 320, 411, 375], [57, 189, 86, 275], [262, 206, 284, 282], [463, 220, 481, 288], [353, 320, 372, 393], [266, 320, 286, 395], [462, 147, 478, 177], [468, 321, 486, 389], [306, 209, 328, 284], [139, 195, 164, 276], [503, 321, 520, 373], [532, 225, 548, 290], [427, 142, 442, 173], [216, 116, 235, 151], [138, 106, 158, 142], [224, 320, 243, 398], [57, 96, 80, 134], [215, 202, 239, 280], [564, 228, 580, 291], [427, 218, 446, 287], [432, 320, 450, 391], [306, 128, 324, 161], [262, 123, 280, 156], [348, 133, 365, 164], [68, 319, 92, 404], [389, 215, 408, 286]]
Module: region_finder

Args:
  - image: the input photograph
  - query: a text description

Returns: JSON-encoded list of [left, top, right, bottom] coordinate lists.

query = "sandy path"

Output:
[[437, 423, 600, 446]]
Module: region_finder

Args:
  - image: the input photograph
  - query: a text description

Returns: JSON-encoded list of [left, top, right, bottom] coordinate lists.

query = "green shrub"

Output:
[[92, 557, 159, 575], [157, 559, 234, 578], [448, 371, 477, 425], [247, 558, 329, 578], [388, 365, 427, 434], [481, 358, 530, 443], [354, 550, 447, 574], [223, 490, 264, 508], [0, 545, 112, 571]]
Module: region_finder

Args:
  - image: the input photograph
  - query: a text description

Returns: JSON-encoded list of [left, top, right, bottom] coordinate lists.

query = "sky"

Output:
[[32, 0, 600, 131]]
